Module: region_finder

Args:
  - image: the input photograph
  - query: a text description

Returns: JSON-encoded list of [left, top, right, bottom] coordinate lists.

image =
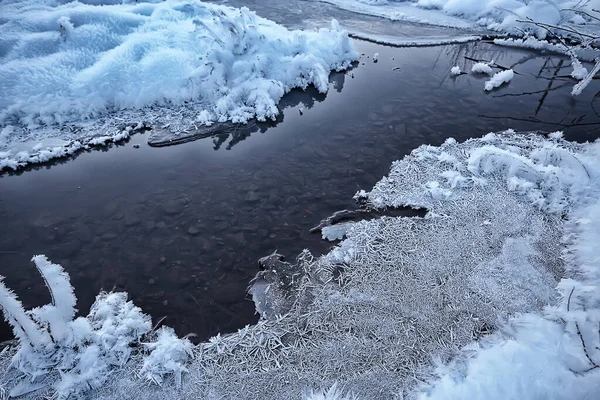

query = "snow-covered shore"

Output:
[[1, 131, 598, 399], [0, 0, 358, 170], [318, 0, 600, 37]]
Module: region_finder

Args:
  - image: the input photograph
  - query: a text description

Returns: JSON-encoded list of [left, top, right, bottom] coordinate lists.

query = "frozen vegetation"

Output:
[[0, 256, 192, 399], [0, 0, 358, 170], [1, 132, 599, 399]]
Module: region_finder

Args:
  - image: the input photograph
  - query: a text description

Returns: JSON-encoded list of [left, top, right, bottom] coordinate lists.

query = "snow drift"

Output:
[[2, 132, 599, 399], [0, 0, 357, 170]]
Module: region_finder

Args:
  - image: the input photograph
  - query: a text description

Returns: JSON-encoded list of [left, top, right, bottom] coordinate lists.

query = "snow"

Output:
[[322, 222, 354, 240], [470, 62, 493, 75], [319, 0, 600, 38], [0, 257, 191, 398], [347, 31, 481, 47], [493, 37, 570, 53], [2, 133, 600, 399], [492, 37, 600, 62], [421, 139, 600, 400], [141, 327, 194, 388], [317, 0, 479, 29], [570, 55, 589, 80], [483, 70, 514, 91], [0, 0, 358, 170], [450, 66, 461, 75], [571, 60, 600, 96]]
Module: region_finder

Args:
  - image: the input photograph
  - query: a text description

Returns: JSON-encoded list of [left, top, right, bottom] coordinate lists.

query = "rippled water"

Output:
[[1, 38, 599, 343]]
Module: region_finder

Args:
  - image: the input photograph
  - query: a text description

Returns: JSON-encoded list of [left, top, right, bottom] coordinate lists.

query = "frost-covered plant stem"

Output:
[[572, 58, 600, 95], [0, 256, 192, 398]]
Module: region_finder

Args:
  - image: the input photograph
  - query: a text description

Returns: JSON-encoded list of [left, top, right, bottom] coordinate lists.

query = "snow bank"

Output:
[[2, 133, 599, 399], [484, 70, 514, 91], [0, 0, 357, 170]]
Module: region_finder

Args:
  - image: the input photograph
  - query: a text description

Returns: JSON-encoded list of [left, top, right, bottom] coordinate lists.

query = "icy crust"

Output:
[[0, 0, 358, 170], [0, 122, 146, 171]]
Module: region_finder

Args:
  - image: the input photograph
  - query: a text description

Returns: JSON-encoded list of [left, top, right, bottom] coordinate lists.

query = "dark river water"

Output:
[[1, 36, 599, 342]]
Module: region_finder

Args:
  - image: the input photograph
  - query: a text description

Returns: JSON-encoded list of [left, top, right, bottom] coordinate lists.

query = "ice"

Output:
[[303, 383, 358, 400], [0, 0, 358, 170], [483, 70, 514, 91], [347, 31, 482, 47]]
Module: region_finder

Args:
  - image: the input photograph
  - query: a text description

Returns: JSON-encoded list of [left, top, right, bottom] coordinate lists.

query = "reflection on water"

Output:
[[148, 79, 332, 149], [0, 39, 599, 344]]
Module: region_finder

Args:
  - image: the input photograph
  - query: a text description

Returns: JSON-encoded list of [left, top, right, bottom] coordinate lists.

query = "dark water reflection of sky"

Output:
[[1, 37, 599, 343]]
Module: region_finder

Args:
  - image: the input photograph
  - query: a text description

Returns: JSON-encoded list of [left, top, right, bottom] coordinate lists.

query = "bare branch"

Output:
[[567, 286, 575, 312], [562, 8, 600, 22], [576, 321, 599, 369], [516, 18, 599, 40]]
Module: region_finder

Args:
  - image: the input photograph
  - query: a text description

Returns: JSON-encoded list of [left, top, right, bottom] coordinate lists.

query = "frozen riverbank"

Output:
[[2, 132, 599, 399], [1, 9, 600, 397], [0, 0, 357, 170], [2, 39, 599, 347]]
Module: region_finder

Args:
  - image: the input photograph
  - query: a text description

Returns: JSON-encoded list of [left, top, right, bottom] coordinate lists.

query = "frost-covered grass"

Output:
[[0, 0, 357, 170], [0, 256, 192, 399], [3, 132, 599, 399]]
